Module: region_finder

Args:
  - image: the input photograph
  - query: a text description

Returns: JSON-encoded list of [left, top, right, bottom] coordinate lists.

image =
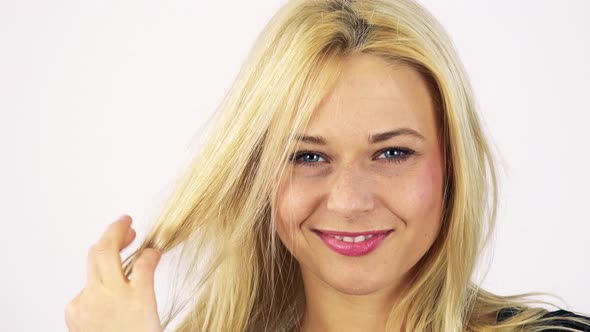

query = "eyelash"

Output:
[[289, 147, 415, 168]]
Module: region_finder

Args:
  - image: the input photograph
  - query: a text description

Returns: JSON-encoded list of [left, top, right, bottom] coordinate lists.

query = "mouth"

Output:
[[312, 229, 394, 256], [312, 228, 394, 238]]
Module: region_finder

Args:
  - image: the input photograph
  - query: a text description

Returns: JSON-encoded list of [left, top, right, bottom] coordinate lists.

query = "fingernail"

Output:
[[117, 214, 131, 224], [153, 249, 162, 261]]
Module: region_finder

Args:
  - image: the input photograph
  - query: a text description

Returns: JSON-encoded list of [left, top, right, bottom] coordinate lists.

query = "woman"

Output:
[[65, 0, 590, 331]]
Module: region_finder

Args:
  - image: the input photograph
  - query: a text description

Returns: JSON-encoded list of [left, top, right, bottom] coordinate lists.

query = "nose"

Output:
[[326, 164, 375, 217]]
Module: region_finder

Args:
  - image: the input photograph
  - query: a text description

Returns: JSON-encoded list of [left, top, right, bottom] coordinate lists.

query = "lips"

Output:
[[312, 229, 393, 237], [313, 229, 394, 256]]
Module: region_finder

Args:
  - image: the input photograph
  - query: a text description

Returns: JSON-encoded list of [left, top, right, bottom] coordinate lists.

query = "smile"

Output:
[[313, 229, 394, 256], [326, 234, 374, 242]]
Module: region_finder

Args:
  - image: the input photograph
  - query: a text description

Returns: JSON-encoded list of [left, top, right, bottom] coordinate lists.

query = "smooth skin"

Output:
[[273, 54, 445, 332], [64, 215, 163, 332]]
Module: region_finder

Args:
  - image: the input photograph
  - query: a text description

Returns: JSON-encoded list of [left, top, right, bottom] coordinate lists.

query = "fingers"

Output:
[[87, 215, 135, 288], [64, 291, 80, 331], [130, 247, 161, 293]]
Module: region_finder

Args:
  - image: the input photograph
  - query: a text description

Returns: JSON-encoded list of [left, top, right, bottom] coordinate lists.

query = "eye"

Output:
[[375, 147, 415, 164], [289, 147, 415, 168], [289, 151, 327, 168]]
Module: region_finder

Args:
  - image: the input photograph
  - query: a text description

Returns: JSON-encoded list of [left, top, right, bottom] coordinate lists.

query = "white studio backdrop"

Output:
[[0, 0, 588, 331]]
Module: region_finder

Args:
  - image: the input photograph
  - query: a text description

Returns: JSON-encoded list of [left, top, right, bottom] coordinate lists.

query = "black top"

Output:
[[497, 308, 590, 331]]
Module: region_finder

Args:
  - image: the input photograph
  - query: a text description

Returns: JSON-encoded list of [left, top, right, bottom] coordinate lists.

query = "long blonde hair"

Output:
[[122, 0, 589, 331]]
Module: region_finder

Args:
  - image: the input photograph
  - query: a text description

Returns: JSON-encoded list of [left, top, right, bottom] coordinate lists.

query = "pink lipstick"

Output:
[[313, 229, 393, 257]]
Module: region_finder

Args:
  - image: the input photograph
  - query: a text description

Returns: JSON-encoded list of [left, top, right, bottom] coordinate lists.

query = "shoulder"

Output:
[[497, 307, 590, 331]]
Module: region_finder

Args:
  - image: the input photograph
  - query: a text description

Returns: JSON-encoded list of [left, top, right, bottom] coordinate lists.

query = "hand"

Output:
[[65, 214, 163, 332]]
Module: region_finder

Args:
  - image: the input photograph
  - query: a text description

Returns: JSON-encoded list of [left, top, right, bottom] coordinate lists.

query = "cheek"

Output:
[[273, 179, 315, 246], [419, 162, 444, 210], [406, 158, 445, 238], [383, 156, 445, 274]]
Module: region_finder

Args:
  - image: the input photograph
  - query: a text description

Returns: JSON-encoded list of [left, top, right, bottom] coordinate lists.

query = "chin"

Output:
[[338, 286, 381, 296], [325, 274, 390, 296]]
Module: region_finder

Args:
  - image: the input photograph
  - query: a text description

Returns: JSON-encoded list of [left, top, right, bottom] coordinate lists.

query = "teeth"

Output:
[[330, 234, 374, 243]]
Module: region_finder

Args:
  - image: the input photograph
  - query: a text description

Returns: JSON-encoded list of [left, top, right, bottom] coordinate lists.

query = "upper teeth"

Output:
[[331, 234, 374, 243]]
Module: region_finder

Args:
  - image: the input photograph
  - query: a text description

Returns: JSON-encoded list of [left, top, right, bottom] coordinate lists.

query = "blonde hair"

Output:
[[121, 0, 589, 331]]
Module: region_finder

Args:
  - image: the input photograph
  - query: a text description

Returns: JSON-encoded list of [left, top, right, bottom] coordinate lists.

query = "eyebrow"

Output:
[[294, 128, 425, 145]]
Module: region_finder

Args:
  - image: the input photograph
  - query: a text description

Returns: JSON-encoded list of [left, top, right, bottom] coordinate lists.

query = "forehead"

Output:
[[305, 54, 437, 139]]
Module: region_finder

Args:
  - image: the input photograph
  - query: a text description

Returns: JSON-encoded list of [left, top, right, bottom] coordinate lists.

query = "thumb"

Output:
[[131, 248, 161, 292]]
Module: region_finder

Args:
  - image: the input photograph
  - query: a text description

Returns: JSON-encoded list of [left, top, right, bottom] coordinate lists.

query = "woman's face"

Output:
[[272, 53, 445, 297]]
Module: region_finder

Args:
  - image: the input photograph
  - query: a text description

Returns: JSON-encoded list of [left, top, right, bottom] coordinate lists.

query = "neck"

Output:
[[297, 268, 408, 332]]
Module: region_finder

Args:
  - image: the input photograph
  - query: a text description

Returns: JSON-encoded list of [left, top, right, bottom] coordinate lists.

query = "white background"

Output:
[[1, 0, 588, 331]]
